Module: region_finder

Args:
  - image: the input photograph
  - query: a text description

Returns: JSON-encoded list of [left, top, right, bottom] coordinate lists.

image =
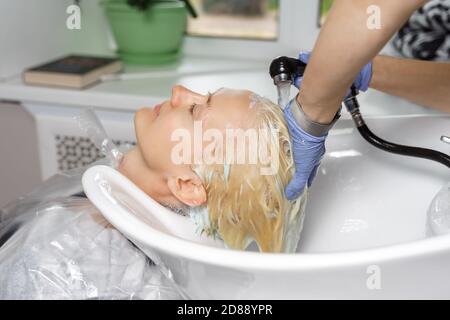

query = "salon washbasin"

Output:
[[301, 114, 450, 253], [83, 114, 450, 299]]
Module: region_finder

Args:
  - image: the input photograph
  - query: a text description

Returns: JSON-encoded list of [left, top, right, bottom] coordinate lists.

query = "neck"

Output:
[[118, 147, 182, 207]]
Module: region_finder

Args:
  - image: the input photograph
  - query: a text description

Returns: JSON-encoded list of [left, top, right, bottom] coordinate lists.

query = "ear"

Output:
[[167, 172, 207, 207]]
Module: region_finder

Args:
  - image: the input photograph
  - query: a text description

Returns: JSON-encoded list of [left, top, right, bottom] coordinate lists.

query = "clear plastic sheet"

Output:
[[0, 160, 181, 300], [74, 109, 124, 168], [427, 182, 450, 236]]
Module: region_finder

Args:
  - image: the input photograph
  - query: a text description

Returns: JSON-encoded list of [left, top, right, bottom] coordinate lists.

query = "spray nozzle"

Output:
[[269, 56, 307, 109], [269, 56, 307, 86]]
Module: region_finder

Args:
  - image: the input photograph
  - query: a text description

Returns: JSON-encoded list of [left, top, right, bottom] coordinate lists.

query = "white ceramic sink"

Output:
[[301, 114, 450, 253], [83, 114, 450, 299]]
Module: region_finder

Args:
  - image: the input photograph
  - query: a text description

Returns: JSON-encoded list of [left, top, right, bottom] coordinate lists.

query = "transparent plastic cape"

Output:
[[0, 159, 181, 300]]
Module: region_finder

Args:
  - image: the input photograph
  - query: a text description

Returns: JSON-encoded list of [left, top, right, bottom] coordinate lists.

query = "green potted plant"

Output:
[[101, 0, 197, 64]]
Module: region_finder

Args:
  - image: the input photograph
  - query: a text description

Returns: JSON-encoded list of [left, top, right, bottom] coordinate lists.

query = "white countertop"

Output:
[[0, 55, 443, 118], [0, 56, 268, 110]]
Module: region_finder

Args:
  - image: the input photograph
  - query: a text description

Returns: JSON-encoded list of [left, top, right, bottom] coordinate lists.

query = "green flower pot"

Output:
[[102, 1, 187, 64]]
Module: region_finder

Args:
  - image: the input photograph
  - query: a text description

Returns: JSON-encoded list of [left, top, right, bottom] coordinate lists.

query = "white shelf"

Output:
[[0, 56, 271, 111], [0, 55, 442, 118]]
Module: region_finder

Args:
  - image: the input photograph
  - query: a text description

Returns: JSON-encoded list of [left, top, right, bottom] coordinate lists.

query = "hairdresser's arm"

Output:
[[299, 0, 429, 124], [370, 55, 450, 113]]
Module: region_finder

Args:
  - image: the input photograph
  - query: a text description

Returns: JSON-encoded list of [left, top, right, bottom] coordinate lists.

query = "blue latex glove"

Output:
[[294, 52, 373, 93], [284, 101, 326, 200], [283, 52, 373, 200]]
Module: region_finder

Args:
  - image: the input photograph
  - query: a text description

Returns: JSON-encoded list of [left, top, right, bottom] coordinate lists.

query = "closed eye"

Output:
[[190, 92, 212, 116], [189, 103, 197, 115]]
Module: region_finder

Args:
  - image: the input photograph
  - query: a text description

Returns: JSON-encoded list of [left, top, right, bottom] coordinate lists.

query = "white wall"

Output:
[[0, 0, 113, 79], [0, 0, 323, 79]]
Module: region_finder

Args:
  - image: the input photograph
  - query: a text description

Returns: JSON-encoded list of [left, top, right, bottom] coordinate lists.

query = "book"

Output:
[[23, 54, 123, 89]]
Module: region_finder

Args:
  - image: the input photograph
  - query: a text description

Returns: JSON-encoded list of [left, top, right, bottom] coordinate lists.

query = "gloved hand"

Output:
[[283, 52, 373, 200], [294, 52, 373, 94], [284, 101, 326, 200]]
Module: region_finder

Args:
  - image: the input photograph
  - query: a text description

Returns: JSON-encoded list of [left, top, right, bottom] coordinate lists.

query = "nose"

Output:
[[170, 85, 205, 109]]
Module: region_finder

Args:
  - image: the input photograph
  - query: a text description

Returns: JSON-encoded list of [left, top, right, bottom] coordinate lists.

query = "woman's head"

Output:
[[119, 85, 301, 252]]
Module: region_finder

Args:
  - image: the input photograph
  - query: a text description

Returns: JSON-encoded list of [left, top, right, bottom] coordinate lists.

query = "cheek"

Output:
[[138, 112, 191, 170], [135, 109, 160, 167], [135, 108, 155, 141]]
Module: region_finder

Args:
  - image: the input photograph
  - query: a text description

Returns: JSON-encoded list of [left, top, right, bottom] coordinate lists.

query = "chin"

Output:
[[116, 151, 130, 177], [134, 108, 153, 147], [135, 107, 154, 129]]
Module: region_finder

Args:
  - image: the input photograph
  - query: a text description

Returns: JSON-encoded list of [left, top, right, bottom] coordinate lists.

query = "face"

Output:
[[119, 85, 255, 207]]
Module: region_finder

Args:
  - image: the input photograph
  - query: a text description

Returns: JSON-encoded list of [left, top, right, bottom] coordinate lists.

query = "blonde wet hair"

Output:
[[192, 94, 305, 253]]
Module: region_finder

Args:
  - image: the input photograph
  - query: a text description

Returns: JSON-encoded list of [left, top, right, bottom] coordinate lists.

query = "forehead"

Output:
[[207, 88, 255, 129]]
